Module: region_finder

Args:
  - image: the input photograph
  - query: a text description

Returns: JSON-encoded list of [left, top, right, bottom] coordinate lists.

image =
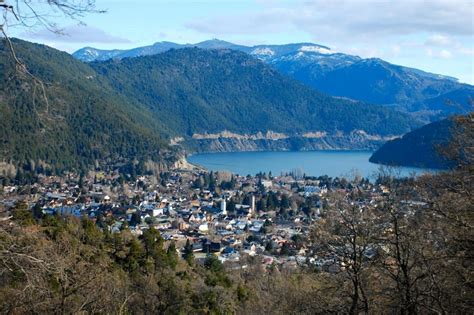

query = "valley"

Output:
[[1, 39, 421, 173], [0, 1, 473, 312]]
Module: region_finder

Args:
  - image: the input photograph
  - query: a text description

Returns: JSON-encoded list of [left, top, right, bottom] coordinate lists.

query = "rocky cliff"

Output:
[[184, 130, 394, 153]]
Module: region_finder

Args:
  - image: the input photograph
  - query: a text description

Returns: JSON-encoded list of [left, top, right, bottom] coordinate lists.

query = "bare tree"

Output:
[[377, 195, 429, 314], [442, 113, 474, 169], [1, 0, 102, 34], [312, 189, 380, 314]]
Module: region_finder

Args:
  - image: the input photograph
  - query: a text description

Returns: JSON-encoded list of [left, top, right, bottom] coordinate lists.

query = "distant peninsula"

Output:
[[369, 117, 455, 169]]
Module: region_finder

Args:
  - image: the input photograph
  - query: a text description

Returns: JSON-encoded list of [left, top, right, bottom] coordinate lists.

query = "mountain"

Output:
[[369, 118, 455, 169], [72, 47, 124, 62], [72, 40, 331, 63], [72, 39, 242, 62], [0, 39, 173, 173], [1, 39, 420, 173], [370, 113, 474, 169], [73, 40, 473, 121], [408, 87, 473, 120], [90, 48, 418, 138], [192, 39, 248, 50], [283, 57, 472, 118], [236, 44, 473, 122]]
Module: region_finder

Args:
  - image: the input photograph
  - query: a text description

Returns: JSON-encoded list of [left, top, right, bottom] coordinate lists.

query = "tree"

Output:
[[125, 237, 143, 273], [204, 255, 231, 288], [78, 172, 84, 189], [204, 255, 224, 273], [0, 218, 126, 313], [312, 191, 379, 314], [281, 193, 290, 209], [392, 160, 474, 313], [227, 198, 236, 213], [129, 211, 141, 226], [166, 241, 178, 270], [183, 239, 194, 266], [32, 202, 43, 219], [441, 113, 474, 169], [208, 171, 217, 192], [1, 1, 101, 33], [280, 242, 290, 256], [141, 227, 167, 271], [12, 200, 34, 226], [256, 197, 266, 212]]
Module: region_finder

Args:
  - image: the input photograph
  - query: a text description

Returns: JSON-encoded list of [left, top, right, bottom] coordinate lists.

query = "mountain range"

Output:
[[74, 39, 473, 122], [1, 39, 418, 172]]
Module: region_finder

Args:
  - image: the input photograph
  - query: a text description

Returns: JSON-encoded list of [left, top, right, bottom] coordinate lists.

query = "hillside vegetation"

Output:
[[0, 39, 173, 172], [0, 163, 472, 314], [1, 40, 420, 174], [370, 114, 473, 169], [74, 39, 474, 122], [92, 48, 418, 136]]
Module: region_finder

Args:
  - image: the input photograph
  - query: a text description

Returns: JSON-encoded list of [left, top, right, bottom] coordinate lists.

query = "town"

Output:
[[0, 163, 396, 272]]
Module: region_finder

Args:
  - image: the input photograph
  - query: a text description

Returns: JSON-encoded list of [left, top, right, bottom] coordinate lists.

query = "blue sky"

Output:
[[10, 0, 474, 84]]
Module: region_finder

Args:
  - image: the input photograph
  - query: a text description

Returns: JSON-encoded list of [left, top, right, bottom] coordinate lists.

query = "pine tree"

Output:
[[183, 239, 194, 266], [166, 241, 178, 270]]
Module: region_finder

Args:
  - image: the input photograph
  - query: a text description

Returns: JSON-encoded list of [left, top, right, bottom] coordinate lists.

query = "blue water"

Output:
[[188, 151, 436, 179]]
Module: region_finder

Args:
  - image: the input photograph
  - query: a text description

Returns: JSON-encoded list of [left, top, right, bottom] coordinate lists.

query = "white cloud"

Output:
[[183, 0, 474, 64], [427, 48, 453, 59], [458, 47, 474, 56], [425, 34, 452, 46], [439, 49, 452, 58], [186, 0, 474, 40]]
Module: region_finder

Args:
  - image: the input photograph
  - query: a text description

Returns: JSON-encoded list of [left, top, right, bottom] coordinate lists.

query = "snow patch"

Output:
[[299, 45, 332, 54], [85, 48, 99, 57], [251, 47, 275, 56]]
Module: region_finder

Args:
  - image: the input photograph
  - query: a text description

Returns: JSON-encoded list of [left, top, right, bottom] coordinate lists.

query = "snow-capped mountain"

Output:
[[73, 40, 334, 62], [73, 47, 124, 62], [72, 39, 473, 121]]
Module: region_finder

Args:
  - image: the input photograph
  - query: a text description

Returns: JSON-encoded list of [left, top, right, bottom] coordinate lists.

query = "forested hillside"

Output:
[[75, 39, 473, 122], [0, 39, 172, 173], [271, 57, 473, 120], [369, 114, 474, 169], [91, 48, 418, 136], [1, 39, 420, 174]]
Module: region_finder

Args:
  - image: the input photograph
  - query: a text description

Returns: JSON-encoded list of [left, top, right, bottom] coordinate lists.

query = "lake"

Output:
[[188, 151, 436, 179]]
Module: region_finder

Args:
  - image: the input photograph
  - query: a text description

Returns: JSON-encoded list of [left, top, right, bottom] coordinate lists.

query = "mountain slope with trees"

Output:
[[91, 48, 418, 137], [288, 58, 473, 120], [0, 39, 421, 174], [0, 39, 173, 173], [74, 39, 473, 122], [369, 115, 473, 169]]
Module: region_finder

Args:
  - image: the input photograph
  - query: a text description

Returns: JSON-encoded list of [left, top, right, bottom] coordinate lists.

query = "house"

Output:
[[152, 208, 164, 217], [172, 218, 189, 231], [154, 217, 172, 230], [261, 180, 273, 189], [203, 241, 221, 253], [198, 222, 209, 232]]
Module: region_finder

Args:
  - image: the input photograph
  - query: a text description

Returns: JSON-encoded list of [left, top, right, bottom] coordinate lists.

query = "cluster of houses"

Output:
[[0, 167, 396, 271]]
